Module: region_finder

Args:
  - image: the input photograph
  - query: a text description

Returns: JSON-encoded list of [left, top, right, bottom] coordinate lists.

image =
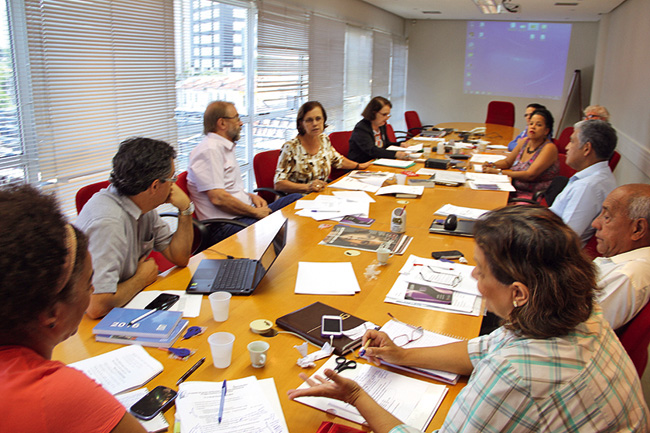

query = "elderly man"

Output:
[[187, 101, 300, 245], [584, 105, 610, 122], [592, 184, 650, 330], [549, 119, 617, 245], [76, 137, 193, 318]]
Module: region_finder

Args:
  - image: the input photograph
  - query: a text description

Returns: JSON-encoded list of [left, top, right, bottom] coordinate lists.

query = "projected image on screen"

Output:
[[464, 21, 572, 100]]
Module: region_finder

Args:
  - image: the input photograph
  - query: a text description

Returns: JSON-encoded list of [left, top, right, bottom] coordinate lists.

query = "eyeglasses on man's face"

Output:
[[161, 175, 178, 183], [222, 114, 240, 121]]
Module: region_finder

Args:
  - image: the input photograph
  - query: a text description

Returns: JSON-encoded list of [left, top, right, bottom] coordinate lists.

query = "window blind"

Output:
[[343, 25, 372, 130], [372, 31, 391, 98], [390, 35, 408, 131], [23, 0, 176, 218], [309, 14, 345, 132]]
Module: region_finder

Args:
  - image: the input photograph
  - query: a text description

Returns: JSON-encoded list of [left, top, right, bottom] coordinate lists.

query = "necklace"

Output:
[[526, 142, 542, 154]]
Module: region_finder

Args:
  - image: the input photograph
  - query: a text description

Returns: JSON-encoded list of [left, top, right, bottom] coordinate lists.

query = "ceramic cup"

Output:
[[247, 340, 270, 368]]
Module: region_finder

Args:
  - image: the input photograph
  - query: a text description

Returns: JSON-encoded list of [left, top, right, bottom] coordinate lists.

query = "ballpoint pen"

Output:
[[218, 380, 227, 424], [176, 357, 205, 386], [127, 309, 157, 326]]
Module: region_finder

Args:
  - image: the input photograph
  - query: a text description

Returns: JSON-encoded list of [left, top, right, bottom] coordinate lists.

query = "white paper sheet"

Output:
[[465, 172, 512, 183], [331, 190, 376, 203], [372, 158, 415, 169], [295, 262, 360, 295], [124, 290, 202, 318], [69, 345, 163, 395], [433, 204, 491, 220], [467, 181, 516, 192], [387, 143, 423, 152], [176, 377, 288, 433], [329, 177, 381, 193], [294, 356, 448, 430], [375, 185, 424, 196], [468, 153, 507, 164]]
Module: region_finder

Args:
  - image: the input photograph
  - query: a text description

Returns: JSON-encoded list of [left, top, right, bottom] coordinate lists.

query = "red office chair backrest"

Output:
[[558, 153, 578, 178], [75, 180, 176, 272], [329, 131, 352, 180], [385, 124, 397, 142], [485, 101, 515, 127], [555, 126, 574, 154], [617, 300, 650, 377], [583, 234, 601, 260], [176, 171, 190, 196], [405, 110, 423, 136], [609, 151, 621, 172], [76, 180, 110, 214], [253, 149, 282, 204]]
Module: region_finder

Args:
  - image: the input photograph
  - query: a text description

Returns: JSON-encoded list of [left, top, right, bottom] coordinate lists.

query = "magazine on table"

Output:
[[319, 224, 412, 254]]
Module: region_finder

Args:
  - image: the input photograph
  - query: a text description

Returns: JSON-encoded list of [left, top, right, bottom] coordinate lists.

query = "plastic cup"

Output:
[[208, 332, 235, 368], [209, 291, 231, 322], [395, 173, 407, 185], [247, 340, 270, 368]]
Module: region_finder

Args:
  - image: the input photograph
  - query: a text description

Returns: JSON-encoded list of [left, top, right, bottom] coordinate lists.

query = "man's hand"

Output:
[[134, 256, 159, 287], [395, 151, 408, 160], [249, 193, 268, 208], [361, 330, 405, 366], [166, 184, 191, 212]]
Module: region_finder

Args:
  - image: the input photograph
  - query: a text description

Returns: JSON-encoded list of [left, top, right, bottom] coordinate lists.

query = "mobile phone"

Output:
[[130, 385, 177, 420], [321, 315, 343, 338], [431, 250, 464, 260], [144, 293, 180, 310]]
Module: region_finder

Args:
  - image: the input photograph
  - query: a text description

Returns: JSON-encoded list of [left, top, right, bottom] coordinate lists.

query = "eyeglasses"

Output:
[[584, 114, 601, 120], [419, 265, 462, 287], [386, 313, 424, 347], [378, 112, 391, 118], [222, 114, 240, 121], [161, 175, 178, 183]]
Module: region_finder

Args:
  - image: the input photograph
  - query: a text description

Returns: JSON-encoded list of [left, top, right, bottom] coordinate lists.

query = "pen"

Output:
[[176, 357, 205, 386], [127, 309, 158, 326], [218, 379, 227, 424], [358, 338, 372, 358]]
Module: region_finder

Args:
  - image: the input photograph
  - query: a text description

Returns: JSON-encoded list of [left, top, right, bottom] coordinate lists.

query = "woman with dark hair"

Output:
[[0, 185, 146, 433], [483, 108, 559, 198], [348, 96, 409, 163], [274, 101, 371, 194], [506, 102, 547, 151], [288, 206, 649, 433]]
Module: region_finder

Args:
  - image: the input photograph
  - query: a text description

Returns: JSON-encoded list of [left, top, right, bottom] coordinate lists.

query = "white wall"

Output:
[[405, 20, 599, 135], [593, 0, 650, 185]]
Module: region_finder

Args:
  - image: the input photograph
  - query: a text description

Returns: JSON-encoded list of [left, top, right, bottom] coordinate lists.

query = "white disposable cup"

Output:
[[436, 142, 445, 155], [208, 332, 235, 368], [473, 164, 483, 173], [377, 246, 392, 265], [247, 340, 270, 368], [395, 173, 407, 185], [209, 291, 231, 322], [477, 141, 488, 153]]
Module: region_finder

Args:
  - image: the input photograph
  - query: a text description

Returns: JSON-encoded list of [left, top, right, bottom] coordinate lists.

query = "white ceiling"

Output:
[[361, 0, 627, 22]]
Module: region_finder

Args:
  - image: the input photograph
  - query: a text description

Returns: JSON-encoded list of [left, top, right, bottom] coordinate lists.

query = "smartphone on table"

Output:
[[144, 293, 180, 310], [431, 250, 464, 260], [321, 315, 344, 338], [130, 385, 177, 420]]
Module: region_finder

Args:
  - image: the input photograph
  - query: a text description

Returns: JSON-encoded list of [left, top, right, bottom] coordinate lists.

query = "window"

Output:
[[343, 26, 372, 130]]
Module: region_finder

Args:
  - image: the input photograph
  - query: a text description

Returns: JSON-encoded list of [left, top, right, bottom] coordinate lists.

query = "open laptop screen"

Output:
[[255, 219, 288, 282]]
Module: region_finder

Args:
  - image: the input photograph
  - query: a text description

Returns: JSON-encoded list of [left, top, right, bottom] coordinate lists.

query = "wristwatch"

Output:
[[180, 201, 194, 216]]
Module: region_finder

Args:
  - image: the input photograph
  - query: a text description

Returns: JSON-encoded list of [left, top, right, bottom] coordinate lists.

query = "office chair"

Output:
[[404, 110, 435, 137], [609, 150, 621, 172], [558, 153, 578, 178], [554, 126, 574, 154], [617, 300, 650, 377], [252, 149, 287, 204], [385, 124, 409, 144], [485, 101, 515, 127], [329, 131, 353, 180]]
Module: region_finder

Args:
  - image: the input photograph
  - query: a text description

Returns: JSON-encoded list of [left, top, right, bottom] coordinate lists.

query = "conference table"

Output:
[[54, 123, 519, 432]]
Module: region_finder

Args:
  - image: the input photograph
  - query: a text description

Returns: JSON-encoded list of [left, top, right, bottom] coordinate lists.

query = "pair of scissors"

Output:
[[334, 356, 357, 374]]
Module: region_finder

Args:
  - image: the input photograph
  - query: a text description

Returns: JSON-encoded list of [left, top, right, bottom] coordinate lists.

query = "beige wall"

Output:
[[405, 20, 599, 136], [593, 0, 650, 185]]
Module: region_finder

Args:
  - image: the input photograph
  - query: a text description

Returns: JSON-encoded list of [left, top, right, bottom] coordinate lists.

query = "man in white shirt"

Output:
[[549, 120, 617, 245], [592, 184, 650, 330], [187, 101, 300, 245]]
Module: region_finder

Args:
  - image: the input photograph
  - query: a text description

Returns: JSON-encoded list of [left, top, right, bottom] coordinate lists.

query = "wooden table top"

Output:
[[53, 138, 513, 432]]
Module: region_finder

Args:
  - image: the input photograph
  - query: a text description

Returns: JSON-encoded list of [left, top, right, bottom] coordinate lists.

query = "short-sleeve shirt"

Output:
[[273, 134, 344, 185], [187, 132, 253, 220], [75, 184, 173, 294], [0, 345, 125, 433], [389, 308, 649, 432]]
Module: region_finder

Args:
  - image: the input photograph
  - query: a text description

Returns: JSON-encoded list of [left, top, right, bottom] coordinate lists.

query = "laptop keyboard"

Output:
[[213, 260, 254, 289]]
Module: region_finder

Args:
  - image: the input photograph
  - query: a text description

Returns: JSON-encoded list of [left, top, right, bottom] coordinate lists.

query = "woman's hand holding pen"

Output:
[[361, 330, 405, 366]]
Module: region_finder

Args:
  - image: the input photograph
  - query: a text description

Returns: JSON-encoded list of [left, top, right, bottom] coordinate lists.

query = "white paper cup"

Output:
[[395, 173, 407, 185], [473, 164, 483, 173], [247, 340, 270, 368], [377, 246, 392, 265], [209, 291, 231, 322], [208, 332, 235, 368]]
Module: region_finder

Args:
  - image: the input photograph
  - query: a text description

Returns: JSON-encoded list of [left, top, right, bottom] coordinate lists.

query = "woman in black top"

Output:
[[348, 96, 408, 163]]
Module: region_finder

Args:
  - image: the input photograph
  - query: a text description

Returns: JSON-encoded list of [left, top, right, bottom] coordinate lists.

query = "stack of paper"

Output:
[[295, 194, 370, 221], [465, 172, 515, 192], [69, 345, 163, 395], [433, 204, 491, 220], [295, 262, 361, 295], [372, 158, 415, 169], [294, 355, 447, 430], [175, 377, 288, 433], [468, 153, 507, 164], [384, 255, 483, 316], [329, 170, 394, 192], [386, 143, 423, 152]]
